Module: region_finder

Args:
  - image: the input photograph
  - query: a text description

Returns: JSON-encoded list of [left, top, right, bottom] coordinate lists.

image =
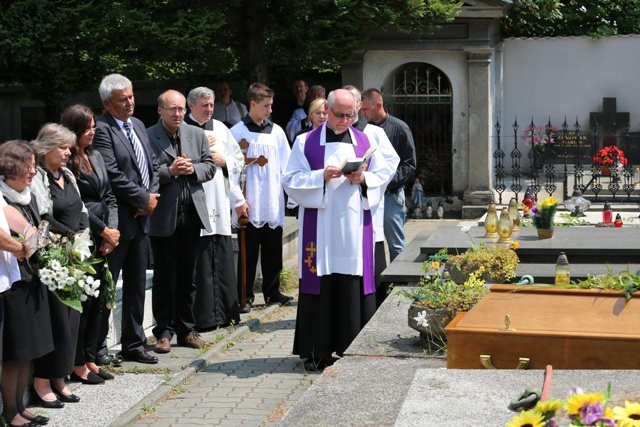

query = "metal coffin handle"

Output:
[[480, 354, 530, 370]]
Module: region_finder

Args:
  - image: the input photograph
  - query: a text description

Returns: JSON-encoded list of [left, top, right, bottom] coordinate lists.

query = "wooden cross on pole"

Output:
[[238, 138, 268, 311]]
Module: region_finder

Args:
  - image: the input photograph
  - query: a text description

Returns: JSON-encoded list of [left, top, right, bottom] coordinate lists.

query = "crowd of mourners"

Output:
[[0, 73, 415, 426]]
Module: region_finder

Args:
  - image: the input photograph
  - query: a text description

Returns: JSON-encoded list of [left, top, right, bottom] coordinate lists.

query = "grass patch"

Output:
[[280, 266, 298, 294]]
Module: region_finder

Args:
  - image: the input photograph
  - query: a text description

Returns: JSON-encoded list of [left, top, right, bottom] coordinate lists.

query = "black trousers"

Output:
[[237, 224, 283, 304], [150, 209, 202, 339], [108, 231, 150, 353], [74, 261, 106, 366]]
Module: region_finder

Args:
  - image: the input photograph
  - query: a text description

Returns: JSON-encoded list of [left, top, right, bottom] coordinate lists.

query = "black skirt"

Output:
[[293, 274, 376, 360], [3, 279, 54, 361], [32, 291, 80, 378], [194, 235, 241, 330]]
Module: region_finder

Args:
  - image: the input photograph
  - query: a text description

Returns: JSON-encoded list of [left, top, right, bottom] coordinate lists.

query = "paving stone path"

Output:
[[126, 301, 320, 427]]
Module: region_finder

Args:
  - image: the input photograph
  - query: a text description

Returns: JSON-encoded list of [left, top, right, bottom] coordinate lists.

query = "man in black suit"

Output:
[[93, 74, 161, 364], [146, 90, 215, 353]]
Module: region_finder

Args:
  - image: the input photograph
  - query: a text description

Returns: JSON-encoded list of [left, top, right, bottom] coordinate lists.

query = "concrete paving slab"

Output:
[[396, 369, 640, 427], [278, 357, 445, 427], [347, 293, 435, 358]]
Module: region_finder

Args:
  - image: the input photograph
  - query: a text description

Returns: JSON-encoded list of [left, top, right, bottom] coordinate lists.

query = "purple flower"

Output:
[[580, 402, 615, 426], [568, 386, 584, 396], [531, 206, 540, 217]]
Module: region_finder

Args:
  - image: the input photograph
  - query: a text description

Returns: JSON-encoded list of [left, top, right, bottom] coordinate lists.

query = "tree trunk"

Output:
[[242, 0, 268, 84]]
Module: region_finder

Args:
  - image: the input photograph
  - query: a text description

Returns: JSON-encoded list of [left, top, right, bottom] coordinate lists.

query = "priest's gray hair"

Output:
[[327, 89, 355, 108], [187, 87, 215, 106], [33, 123, 76, 161], [99, 74, 133, 102]]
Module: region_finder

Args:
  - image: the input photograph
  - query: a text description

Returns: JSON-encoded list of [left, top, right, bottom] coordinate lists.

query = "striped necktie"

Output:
[[122, 122, 150, 189]]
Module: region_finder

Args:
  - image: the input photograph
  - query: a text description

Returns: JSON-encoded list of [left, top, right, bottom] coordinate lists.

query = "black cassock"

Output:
[[194, 234, 241, 330]]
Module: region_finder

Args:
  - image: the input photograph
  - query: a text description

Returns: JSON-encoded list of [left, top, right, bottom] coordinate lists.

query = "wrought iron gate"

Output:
[[383, 63, 453, 195]]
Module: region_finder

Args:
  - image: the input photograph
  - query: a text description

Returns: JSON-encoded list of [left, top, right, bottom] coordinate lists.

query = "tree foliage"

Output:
[[0, 0, 461, 112], [502, 0, 640, 38], [0, 0, 112, 118]]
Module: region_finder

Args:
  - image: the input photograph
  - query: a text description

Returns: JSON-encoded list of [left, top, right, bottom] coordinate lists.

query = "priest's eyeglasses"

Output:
[[160, 106, 187, 115], [330, 108, 355, 121]]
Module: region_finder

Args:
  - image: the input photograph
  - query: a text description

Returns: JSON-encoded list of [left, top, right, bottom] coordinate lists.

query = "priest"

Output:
[[282, 89, 396, 371], [184, 86, 243, 330]]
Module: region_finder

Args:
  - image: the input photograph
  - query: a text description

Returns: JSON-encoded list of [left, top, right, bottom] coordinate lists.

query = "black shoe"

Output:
[[38, 398, 64, 409], [70, 371, 105, 385], [22, 412, 49, 426], [32, 387, 65, 409], [8, 422, 40, 427], [51, 386, 80, 403], [266, 293, 293, 306], [96, 368, 114, 381], [303, 358, 330, 372], [118, 350, 159, 364], [302, 356, 339, 372], [239, 297, 254, 313], [95, 354, 122, 367]]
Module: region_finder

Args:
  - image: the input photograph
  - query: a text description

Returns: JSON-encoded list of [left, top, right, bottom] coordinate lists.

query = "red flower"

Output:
[[593, 146, 627, 167]]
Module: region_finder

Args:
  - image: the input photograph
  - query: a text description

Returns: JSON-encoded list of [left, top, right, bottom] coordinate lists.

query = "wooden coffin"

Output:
[[446, 285, 640, 369]]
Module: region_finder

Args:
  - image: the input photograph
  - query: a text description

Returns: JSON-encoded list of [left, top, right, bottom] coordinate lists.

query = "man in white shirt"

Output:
[[213, 82, 248, 128]]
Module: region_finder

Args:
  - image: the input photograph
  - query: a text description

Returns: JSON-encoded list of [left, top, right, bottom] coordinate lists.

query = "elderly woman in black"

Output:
[[61, 104, 120, 384], [0, 140, 54, 426], [30, 123, 90, 408]]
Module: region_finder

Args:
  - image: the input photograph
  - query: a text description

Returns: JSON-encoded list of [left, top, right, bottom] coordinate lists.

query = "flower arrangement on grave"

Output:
[[593, 145, 628, 167], [402, 248, 489, 336], [447, 243, 520, 284], [506, 383, 640, 427], [34, 227, 102, 313], [447, 225, 520, 283], [531, 196, 558, 230], [521, 124, 558, 153]]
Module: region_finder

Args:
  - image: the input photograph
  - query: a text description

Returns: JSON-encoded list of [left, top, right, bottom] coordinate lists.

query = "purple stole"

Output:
[[301, 125, 375, 295]]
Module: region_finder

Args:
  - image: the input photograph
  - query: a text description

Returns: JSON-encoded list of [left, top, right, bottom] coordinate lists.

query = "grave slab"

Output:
[[420, 225, 640, 264], [395, 369, 640, 427]]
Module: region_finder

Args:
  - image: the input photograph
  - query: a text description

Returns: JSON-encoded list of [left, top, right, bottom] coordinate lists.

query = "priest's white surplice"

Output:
[[200, 119, 244, 237], [282, 124, 395, 278]]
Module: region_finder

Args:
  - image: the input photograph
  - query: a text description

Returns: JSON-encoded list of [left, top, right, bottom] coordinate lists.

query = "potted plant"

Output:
[[446, 242, 520, 284], [593, 145, 628, 176], [521, 123, 558, 172], [521, 123, 558, 154], [399, 248, 491, 341], [532, 196, 558, 239]]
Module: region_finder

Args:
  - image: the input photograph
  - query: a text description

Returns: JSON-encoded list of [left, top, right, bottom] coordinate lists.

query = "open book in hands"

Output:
[[339, 146, 377, 174]]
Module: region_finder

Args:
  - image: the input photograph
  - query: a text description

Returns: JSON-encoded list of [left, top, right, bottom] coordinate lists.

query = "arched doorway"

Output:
[[382, 63, 453, 195]]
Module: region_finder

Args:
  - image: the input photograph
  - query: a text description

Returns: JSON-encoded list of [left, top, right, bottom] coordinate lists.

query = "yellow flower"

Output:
[[539, 196, 558, 209], [534, 399, 563, 417], [510, 240, 520, 250], [565, 392, 606, 417], [505, 409, 545, 427], [613, 401, 640, 427], [430, 261, 440, 270]]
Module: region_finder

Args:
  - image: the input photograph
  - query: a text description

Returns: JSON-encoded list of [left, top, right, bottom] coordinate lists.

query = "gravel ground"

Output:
[[28, 373, 164, 427]]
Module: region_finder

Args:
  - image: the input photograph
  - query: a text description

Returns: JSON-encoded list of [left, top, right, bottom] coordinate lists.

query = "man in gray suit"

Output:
[[147, 90, 215, 353]]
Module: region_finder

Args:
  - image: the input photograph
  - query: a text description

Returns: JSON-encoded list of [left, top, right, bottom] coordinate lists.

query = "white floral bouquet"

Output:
[[34, 226, 101, 313]]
